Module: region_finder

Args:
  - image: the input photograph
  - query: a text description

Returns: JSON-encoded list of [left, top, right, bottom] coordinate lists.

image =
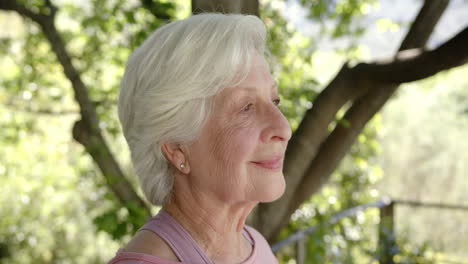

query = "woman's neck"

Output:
[[163, 190, 256, 263]]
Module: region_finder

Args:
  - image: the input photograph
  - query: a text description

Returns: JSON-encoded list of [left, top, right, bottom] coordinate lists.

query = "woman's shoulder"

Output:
[[108, 251, 182, 264], [244, 225, 270, 245], [108, 251, 184, 264], [108, 230, 182, 264], [244, 225, 279, 263]]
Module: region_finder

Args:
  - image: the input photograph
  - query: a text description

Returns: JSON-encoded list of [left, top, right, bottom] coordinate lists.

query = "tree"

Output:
[[1, 0, 467, 244]]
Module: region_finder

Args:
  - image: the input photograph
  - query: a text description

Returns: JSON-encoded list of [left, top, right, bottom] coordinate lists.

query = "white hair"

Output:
[[118, 13, 267, 205]]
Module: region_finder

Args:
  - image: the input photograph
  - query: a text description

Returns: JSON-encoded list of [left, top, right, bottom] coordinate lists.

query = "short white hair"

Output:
[[118, 13, 267, 205]]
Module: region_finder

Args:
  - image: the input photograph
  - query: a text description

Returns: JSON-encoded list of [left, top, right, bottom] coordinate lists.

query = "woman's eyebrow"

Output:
[[234, 83, 278, 93], [221, 82, 278, 112], [224, 82, 278, 106]]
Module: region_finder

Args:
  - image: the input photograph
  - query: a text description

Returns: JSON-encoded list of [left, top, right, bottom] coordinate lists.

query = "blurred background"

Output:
[[1, 0, 467, 263]]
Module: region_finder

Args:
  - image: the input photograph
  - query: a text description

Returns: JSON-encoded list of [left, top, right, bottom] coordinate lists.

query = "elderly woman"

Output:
[[109, 13, 291, 264]]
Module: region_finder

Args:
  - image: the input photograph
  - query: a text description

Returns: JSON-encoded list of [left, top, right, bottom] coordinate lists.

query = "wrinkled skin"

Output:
[[160, 52, 292, 263], [183, 55, 291, 205]]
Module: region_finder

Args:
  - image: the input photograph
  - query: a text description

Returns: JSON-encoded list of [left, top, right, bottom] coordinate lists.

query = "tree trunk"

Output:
[[192, 0, 258, 16], [0, 0, 151, 216], [191, 0, 460, 242], [256, 0, 455, 242], [3, 0, 468, 245]]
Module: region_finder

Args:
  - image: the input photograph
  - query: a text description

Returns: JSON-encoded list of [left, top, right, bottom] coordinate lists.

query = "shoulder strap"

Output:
[[242, 228, 254, 246], [140, 210, 213, 264]]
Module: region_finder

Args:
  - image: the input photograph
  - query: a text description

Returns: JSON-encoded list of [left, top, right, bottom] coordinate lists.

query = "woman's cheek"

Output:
[[229, 126, 260, 161], [212, 113, 260, 164], [208, 122, 240, 161]]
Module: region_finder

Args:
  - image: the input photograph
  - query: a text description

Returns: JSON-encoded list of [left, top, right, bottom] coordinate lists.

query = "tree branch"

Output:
[[141, 0, 172, 21], [254, 63, 372, 236], [0, 0, 98, 128], [354, 26, 468, 84], [257, 0, 454, 241], [287, 0, 453, 235], [0, 0, 151, 215], [44, 0, 58, 17], [0, 0, 46, 22], [399, 0, 450, 50], [191, 0, 259, 16]]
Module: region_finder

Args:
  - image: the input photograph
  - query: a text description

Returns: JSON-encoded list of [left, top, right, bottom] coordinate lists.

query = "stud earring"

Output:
[[180, 164, 185, 169]]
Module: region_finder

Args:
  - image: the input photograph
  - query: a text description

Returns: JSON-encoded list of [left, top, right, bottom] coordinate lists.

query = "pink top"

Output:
[[108, 209, 278, 264]]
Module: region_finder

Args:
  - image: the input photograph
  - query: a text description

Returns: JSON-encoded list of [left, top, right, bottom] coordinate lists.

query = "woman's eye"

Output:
[[273, 98, 281, 106], [242, 103, 253, 112]]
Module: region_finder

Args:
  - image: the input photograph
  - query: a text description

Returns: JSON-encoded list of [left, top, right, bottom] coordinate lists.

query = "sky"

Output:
[[282, 0, 468, 59]]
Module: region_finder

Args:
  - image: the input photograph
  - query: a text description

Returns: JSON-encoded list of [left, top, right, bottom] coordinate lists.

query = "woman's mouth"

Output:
[[251, 156, 283, 170]]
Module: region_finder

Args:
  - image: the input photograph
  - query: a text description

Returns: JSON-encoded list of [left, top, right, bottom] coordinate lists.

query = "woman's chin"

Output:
[[258, 174, 286, 203]]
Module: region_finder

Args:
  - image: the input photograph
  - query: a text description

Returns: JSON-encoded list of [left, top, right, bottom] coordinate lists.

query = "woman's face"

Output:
[[185, 53, 292, 204]]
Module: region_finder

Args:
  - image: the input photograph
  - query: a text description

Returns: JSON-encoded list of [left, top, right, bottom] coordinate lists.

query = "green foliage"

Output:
[[377, 65, 468, 260], [276, 114, 384, 263], [0, 0, 178, 262], [0, 110, 120, 263], [93, 200, 151, 240], [2, 0, 466, 263], [274, 113, 446, 263], [261, 0, 320, 131], [298, 0, 378, 38], [264, 3, 467, 262], [260, 3, 386, 260]]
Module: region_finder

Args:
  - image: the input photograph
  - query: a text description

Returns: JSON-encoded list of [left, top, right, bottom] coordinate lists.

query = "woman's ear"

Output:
[[161, 143, 190, 174]]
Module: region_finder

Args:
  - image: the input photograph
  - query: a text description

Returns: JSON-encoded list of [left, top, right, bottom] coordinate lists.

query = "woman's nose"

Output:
[[262, 103, 292, 143]]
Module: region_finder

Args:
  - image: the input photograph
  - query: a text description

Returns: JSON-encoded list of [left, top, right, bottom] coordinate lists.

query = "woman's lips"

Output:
[[251, 156, 283, 170]]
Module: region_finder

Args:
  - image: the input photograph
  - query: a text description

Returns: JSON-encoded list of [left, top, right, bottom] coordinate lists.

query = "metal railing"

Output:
[[271, 197, 468, 264]]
